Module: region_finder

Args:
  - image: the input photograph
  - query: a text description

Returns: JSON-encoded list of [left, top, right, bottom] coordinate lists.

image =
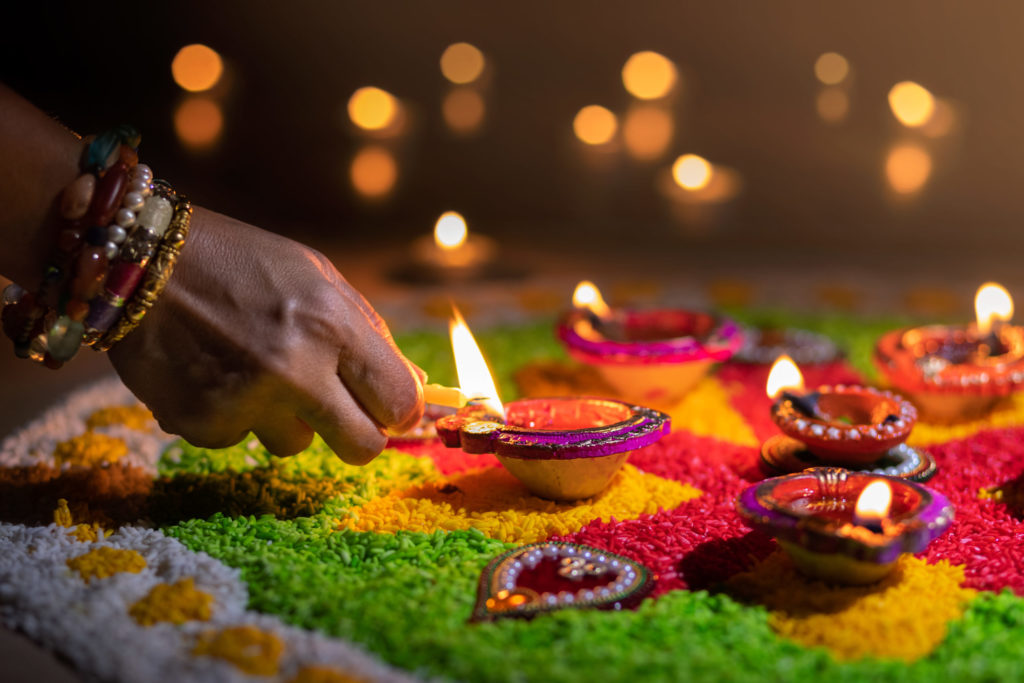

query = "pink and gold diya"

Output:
[[875, 282, 1024, 422], [471, 542, 653, 622], [737, 468, 954, 584], [557, 281, 743, 406], [761, 356, 935, 481], [435, 308, 670, 501]]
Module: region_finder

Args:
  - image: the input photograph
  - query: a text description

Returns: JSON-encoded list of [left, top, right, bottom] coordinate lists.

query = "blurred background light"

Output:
[[672, 154, 713, 190], [885, 143, 932, 194], [440, 42, 486, 84], [816, 86, 850, 123], [173, 96, 223, 150], [573, 105, 617, 145], [888, 81, 936, 127], [348, 86, 399, 131], [442, 87, 486, 135], [434, 211, 468, 249], [622, 51, 678, 100], [623, 104, 673, 160], [814, 52, 850, 85], [171, 43, 224, 92], [350, 145, 398, 199]]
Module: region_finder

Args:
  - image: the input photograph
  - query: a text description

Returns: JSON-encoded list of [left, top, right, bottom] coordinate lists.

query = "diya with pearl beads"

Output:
[[737, 468, 954, 585], [557, 281, 743, 406], [433, 308, 670, 501], [760, 356, 936, 482], [875, 282, 1024, 422]]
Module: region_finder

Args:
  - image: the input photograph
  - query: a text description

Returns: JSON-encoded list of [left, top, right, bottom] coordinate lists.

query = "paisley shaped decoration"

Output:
[[471, 542, 653, 622]]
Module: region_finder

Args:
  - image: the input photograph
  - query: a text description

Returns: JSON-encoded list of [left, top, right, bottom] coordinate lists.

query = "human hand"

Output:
[[109, 207, 424, 464]]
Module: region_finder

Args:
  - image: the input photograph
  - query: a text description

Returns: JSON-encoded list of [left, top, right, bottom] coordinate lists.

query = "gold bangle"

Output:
[[94, 197, 193, 351]]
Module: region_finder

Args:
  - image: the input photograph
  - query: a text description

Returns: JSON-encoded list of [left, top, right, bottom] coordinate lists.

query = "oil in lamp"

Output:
[[875, 282, 1024, 421], [759, 356, 936, 481], [556, 280, 743, 407], [434, 308, 670, 501], [737, 468, 954, 585]]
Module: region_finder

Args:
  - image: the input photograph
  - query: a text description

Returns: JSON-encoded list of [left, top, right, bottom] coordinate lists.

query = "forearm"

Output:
[[0, 83, 86, 287]]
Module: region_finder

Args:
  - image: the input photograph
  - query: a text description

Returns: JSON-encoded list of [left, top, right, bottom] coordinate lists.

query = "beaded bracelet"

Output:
[[1, 126, 189, 366]]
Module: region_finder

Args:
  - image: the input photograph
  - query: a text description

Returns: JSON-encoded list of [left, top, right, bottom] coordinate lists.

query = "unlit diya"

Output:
[[436, 396, 670, 501], [557, 308, 743, 406], [471, 542, 653, 622], [733, 325, 841, 365], [737, 468, 954, 585], [875, 324, 1024, 421]]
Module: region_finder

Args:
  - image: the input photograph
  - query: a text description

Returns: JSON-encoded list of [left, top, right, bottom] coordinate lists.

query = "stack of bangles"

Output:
[[1, 125, 193, 368]]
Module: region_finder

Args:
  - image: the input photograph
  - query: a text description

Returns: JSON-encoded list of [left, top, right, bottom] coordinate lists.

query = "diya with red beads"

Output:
[[760, 356, 936, 482], [557, 281, 743, 406], [437, 307, 670, 501], [737, 468, 954, 585], [471, 542, 653, 622], [875, 282, 1024, 422], [437, 396, 670, 501]]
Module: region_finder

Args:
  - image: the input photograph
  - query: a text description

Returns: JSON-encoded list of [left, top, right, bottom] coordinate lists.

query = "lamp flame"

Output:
[[854, 480, 892, 526], [435, 211, 468, 251], [450, 307, 504, 419], [572, 281, 612, 320], [766, 355, 804, 399], [975, 282, 1014, 336]]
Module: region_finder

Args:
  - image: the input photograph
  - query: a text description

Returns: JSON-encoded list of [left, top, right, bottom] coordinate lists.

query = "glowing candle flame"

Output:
[[434, 211, 468, 251], [672, 154, 713, 190], [975, 282, 1014, 336], [766, 355, 804, 399], [572, 281, 612, 320], [450, 307, 504, 418], [855, 480, 892, 526]]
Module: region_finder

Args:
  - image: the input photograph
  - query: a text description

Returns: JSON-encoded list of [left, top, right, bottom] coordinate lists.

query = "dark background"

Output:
[[2, 1, 1023, 268]]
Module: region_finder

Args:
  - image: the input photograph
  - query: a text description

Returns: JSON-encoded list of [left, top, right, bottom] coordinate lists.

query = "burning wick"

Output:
[[449, 306, 505, 419], [975, 282, 1014, 355], [780, 391, 821, 419], [572, 280, 612, 322], [853, 479, 892, 533]]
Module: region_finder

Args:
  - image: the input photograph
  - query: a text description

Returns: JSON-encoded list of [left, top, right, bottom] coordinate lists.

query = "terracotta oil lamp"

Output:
[[737, 468, 954, 585], [733, 325, 841, 366], [760, 356, 935, 482], [556, 281, 743, 407], [434, 308, 670, 501], [875, 282, 1024, 422]]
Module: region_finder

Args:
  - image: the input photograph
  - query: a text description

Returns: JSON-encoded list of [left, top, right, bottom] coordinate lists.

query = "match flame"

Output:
[[434, 211, 468, 251], [855, 480, 892, 524], [450, 307, 504, 418], [975, 282, 1014, 336], [572, 281, 612, 320], [766, 355, 804, 399]]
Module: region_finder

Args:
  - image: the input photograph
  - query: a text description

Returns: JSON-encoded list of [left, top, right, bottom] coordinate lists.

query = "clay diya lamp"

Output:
[[737, 468, 954, 585], [875, 283, 1024, 422], [761, 356, 935, 481], [471, 541, 653, 622], [391, 211, 523, 284], [557, 281, 743, 406], [437, 396, 670, 501], [733, 325, 841, 366]]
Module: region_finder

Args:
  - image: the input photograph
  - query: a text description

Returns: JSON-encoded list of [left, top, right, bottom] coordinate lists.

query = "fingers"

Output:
[[162, 418, 249, 450], [334, 303, 425, 434], [253, 415, 314, 457], [298, 380, 388, 465]]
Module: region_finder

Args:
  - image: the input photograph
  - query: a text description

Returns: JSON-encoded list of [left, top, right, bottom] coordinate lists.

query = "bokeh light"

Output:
[[440, 43, 486, 84], [173, 97, 223, 150], [443, 88, 486, 135], [435, 211, 468, 249], [622, 51, 678, 100], [816, 87, 850, 123], [171, 44, 224, 92], [350, 146, 398, 199], [573, 105, 618, 145], [885, 143, 932, 194], [922, 99, 956, 138], [814, 52, 850, 85], [672, 154, 713, 190], [623, 105, 673, 160], [348, 87, 398, 131], [888, 81, 935, 128]]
